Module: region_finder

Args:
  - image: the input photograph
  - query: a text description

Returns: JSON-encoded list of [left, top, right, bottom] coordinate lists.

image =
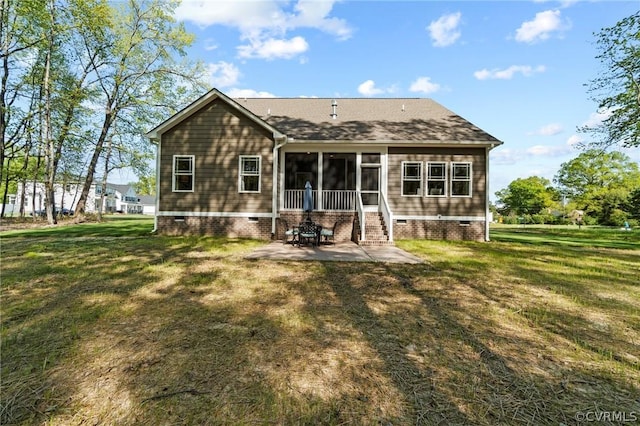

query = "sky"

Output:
[[135, 0, 640, 198]]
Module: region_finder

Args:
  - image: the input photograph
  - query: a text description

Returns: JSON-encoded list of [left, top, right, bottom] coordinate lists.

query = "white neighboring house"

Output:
[[15, 182, 155, 215]]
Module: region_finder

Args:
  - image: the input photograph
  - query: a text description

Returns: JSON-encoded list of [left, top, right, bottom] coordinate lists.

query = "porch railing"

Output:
[[283, 189, 356, 211], [356, 192, 365, 241], [380, 191, 393, 242], [284, 189, 317, 211], [322, 190, 356, 211]]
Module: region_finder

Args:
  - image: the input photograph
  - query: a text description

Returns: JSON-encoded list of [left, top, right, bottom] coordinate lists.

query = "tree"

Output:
[[495, 176, 556, 217], [580, 11, 640, 148], [554, 149, 640, 224], [73, 0, 207, 220], [131, 172, 156, 196], [629, 187, 640, 220]]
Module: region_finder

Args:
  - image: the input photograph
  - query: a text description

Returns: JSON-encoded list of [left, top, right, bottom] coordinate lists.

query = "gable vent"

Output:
[[330, 99, 338, 119]]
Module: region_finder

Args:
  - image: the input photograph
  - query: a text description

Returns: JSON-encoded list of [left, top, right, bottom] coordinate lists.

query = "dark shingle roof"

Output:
[[236, 98, 501, 144]]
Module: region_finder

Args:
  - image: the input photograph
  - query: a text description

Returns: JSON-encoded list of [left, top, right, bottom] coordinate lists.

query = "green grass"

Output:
[[1, 219, 639, 425], [490, 223, 640, 249]]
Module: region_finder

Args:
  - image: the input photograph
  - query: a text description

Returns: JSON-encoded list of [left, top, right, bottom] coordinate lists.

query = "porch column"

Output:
[[317, 152, 323, 211]]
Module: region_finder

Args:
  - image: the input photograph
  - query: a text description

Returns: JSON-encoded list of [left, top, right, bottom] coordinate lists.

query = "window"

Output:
[[173, 155, 194, 192], [401, 161, 422, 196], [451, 162, 471, 197], [426, 162, 447, 196], [362, 153, 381, 164], [239, 155, 261, 193]]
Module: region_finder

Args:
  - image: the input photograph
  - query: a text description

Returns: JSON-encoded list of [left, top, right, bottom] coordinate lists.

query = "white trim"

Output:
[[272, 136, 287, 235], [394, 215, 485, 222], [485, 146, 491, 241], [238, 155, 261, 193], [153, 139, 161, 231], [401, 161, 422, 197], [172, 155, 195, 192], [450, 162, 472, 198], [158, 211, 272, 218]]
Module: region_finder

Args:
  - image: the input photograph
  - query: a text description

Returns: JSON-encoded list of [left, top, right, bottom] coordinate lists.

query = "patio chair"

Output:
[[321, 221, 338, 244], [297, 222, 319, 247], [281, 220, 298, 245]]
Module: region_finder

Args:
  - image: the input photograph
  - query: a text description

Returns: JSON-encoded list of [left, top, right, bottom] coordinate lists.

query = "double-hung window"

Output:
[[426, 162, 447, 196], [239, 155, 261, 193], [401, 161, 422, 196], [451, 162, 472, 197], [173, 155, 194, 192]]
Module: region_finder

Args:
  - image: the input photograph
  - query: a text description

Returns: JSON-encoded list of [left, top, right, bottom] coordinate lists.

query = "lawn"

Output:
[[1, 218, 638, 425]]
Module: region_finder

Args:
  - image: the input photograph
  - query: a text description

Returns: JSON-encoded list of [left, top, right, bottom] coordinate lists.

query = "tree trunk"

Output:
[[42, 0, 56, 225], [74, 106, 113, 220]]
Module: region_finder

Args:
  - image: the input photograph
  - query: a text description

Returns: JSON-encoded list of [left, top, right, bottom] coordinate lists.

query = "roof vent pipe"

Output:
[[331, 99, 337, 119]]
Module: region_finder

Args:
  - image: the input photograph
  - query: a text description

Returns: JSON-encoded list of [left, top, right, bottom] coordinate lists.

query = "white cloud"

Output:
[[427, 12, 462, 47], [566, 134, 583, 146], [203, 39, 218, 51], [491, 148, 522, 165], [207, 61, 240, 88], [474, 65, 546, 80], [533, 0, 578, 8], [581, 108, 613, 128], [515, 10, 569, 43], [531, 123, 563, 136], [238, 36, 309, 60], [358, 80, 385, 96], [289, 0, 352, 41], [175, 0, 352, 60], [227, 88, 277, 98], [525, 143, 574, 157], [409, 77, 441, 95]]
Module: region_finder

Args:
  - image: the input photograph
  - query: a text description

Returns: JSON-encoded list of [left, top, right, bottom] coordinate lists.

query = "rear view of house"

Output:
[[145, 89, 502, 243]]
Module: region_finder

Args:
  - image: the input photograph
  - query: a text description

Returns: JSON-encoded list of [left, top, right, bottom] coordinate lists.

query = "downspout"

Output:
[[272, 134, 288, 237], [152, 138, 160, 233], [485, 144, 493, 242]]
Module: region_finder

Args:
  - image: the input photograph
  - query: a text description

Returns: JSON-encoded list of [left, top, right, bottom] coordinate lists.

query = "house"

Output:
[[145, 88, 502, 243], [15, 182, 152, 216]]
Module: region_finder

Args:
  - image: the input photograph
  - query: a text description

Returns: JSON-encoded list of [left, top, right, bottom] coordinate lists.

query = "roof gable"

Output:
[[145, 88, 285, 141]]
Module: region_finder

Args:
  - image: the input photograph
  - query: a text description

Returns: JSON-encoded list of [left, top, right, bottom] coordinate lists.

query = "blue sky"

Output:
[[162, 0, 640, 198]]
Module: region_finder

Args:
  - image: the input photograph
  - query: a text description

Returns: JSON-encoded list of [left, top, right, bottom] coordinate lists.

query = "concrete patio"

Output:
[[245, 241, 423, 264]]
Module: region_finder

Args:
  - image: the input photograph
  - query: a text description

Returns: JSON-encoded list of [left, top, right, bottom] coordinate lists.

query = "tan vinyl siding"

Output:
[[159, 99, 274, 213], [387, 147, 486, 216]]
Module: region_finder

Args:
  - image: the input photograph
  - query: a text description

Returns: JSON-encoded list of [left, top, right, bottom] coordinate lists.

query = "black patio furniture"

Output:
[[297, 222, 321, 247], [281, 219, 299, 245], [320, 221, 338, 244]]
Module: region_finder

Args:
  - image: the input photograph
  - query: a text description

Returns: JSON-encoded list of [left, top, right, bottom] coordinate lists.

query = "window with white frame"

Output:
[[173, 155, 194, 192], [239, 155, 261, 193], [426, 162, 447, 196], [401, 161, 422, 196], [451, 162, 472, 197]]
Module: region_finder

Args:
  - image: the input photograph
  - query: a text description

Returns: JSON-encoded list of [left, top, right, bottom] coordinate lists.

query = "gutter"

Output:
[[145, 136, 160, 233], [272, 133, 288, 237]]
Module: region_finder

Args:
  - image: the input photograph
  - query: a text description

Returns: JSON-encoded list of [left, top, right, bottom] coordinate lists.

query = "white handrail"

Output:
[[283, 189, 356, 211], [356, 192, 365, 241], [379, 191, 393, 242]]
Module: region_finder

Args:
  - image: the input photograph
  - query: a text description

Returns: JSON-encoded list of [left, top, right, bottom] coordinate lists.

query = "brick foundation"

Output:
[[157, 216, 272, 239], [393, 219, 486, 242], [277, 211, 357, 243], [156, 214, 486, 242]]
